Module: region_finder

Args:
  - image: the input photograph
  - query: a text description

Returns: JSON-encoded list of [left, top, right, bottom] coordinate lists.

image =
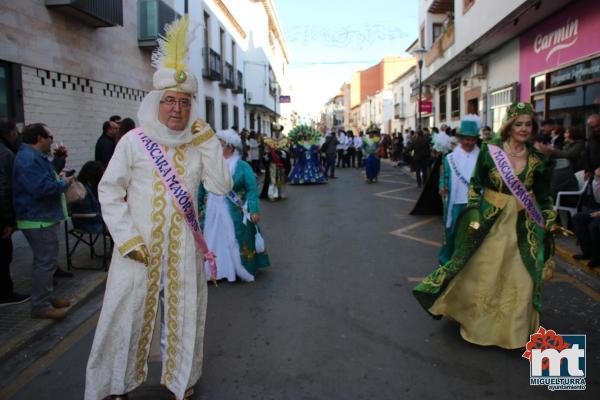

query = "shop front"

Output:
[[520, 0, 600, 128]]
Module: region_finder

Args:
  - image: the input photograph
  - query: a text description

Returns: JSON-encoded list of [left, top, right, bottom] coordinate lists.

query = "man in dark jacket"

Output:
[[13, 123, 73, 319], [94, 120, 118, 168], [407, 130, 431, 187], [584, 114, 600, 178], [0, 119, 30, 306], [323, 131, 339, 178]]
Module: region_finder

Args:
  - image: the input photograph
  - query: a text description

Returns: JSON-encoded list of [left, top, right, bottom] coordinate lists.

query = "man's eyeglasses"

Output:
[[160, 97, 192, 109]]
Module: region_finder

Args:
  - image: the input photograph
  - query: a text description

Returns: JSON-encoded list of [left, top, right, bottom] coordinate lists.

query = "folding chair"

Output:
[[555, 170, 589, 226], [64, 213, 112, 271]]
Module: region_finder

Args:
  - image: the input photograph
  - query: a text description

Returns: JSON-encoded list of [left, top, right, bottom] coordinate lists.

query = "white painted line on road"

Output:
[[390, 217, 438, 235], [393, 233, 442, 248], [407, 277, 425, 282], [374, 188, 418, 201]]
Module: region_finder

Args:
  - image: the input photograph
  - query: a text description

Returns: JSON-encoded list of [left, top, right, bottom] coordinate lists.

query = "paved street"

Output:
[[2, 162, 599, 399]]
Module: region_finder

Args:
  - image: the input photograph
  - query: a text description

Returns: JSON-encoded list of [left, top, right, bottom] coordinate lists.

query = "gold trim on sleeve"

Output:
[[118, 235, 145, 256], [191, 127, 215, 147]]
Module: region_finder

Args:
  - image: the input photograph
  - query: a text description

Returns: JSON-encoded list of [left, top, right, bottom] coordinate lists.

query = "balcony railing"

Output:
[[220, 62, 234, 89], [46, 0, 123, 27], [234, 70, 243, 94], [424, 24, 454, 67], [138, 0, 179, 47], [202, 49, 222, 81]]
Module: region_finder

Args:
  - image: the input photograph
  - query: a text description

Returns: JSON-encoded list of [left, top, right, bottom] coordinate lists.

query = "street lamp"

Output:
[[412, 47, 427, 130]]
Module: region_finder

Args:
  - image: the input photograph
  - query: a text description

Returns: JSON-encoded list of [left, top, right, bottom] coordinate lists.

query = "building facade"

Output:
[[327, 56, 415, 134], [417, 0, 596, 133], [322, 93, 345, 133], [0, 0, 151, 169], [390, 66, 418, 134], [0, 0, 290, 170]]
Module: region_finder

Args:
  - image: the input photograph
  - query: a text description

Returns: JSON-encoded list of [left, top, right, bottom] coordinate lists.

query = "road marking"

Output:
[[390, 217, 438, 235], [407, 277, 425, 282], [0, 311, 100, 399], [393, 233, 442, 247], [374, 188, 418, 201], [551, 272, 600, 302]]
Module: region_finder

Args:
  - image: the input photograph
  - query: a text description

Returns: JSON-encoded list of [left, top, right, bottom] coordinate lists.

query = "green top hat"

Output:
[[458, 120, 479, 137]]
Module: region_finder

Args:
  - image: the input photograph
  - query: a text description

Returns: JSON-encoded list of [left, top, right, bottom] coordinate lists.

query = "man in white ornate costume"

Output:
[[85, 16, 232, 400]]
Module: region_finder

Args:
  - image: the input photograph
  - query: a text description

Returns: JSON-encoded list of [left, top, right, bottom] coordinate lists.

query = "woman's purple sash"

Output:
[[132, 128, 218, 282], [487, 144, 545, 228]]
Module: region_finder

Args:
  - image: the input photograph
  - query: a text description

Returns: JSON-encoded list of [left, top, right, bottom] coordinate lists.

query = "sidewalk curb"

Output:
[[554, 244, 600, 295], [0, 273, 106, 364]]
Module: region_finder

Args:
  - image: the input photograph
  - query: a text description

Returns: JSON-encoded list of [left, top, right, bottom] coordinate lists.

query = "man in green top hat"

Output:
[[437, 119, 480, 265]]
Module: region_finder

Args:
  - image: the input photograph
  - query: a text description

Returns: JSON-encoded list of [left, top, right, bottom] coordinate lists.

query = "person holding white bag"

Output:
[[198, 129, 270, 282]]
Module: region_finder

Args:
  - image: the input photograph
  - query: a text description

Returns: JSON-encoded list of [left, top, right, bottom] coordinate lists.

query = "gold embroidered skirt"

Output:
[[429, 197, 539, 349]]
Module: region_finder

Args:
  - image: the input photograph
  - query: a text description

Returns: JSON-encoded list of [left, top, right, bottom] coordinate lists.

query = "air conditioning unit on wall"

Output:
[[470, 61, 486, 79]]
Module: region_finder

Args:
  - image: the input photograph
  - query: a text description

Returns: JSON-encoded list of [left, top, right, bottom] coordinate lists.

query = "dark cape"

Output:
[[410, 154, 443, 215]]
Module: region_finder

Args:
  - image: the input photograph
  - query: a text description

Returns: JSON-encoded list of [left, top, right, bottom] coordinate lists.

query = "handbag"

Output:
[[66, 180, 87, 204], [255, 225, 265, 253]]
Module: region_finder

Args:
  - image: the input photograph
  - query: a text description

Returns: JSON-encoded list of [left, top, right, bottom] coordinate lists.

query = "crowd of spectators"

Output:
[[0, 114, 136, 317]]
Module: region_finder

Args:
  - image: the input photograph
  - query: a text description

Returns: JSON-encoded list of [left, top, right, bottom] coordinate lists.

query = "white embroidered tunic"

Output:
[[85, 119, 232, 400]]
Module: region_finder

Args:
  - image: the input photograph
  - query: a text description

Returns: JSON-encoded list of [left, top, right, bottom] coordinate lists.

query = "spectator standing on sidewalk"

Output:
[[407, 130, 431, 188], [323, 130, 338, 178], [115, 117, 136, 144], [353, 131, 364, 168], [247, 131, 261, 174], [0, 119, 30, 306], [94, 120, 118, 169], [13, 123, 73, 319], [336, 131, 347, 168]]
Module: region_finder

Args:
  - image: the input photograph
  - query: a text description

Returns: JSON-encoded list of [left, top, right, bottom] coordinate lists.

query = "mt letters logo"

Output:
[[523, 326, 586, 391]]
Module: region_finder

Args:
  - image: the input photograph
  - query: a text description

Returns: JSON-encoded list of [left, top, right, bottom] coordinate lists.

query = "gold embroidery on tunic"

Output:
[[471, 271, 521, 321], [164, 146, 185, 384], [422, 268, 447, 288], [468, 186, 480, 203], [135, 169, 166, 383], [489, 168, 503, 192], [190, 128, 215, 146], [241, 244, 255, 260], [526, 218, 538, 260], [118, 235, 145, 256], [524, 155, 541, 188]]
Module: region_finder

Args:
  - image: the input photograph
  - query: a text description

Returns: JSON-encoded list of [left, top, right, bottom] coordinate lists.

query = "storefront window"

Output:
[[0, 64, 10, 118], [531, 74, 546, 93], [549, 57, 600, 89], [439, 85, 447, 121], [491, 106, 507, 133], [450, 80, 460, 119], [548, 83, 600, 128], [534, 97, 544, 120]]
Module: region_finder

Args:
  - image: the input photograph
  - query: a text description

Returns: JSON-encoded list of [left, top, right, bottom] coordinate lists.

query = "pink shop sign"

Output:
[[519, 0, 600, 100]]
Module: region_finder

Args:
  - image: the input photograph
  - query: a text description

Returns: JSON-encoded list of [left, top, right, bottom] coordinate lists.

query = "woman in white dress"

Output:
[[198, 130, 266, 282]]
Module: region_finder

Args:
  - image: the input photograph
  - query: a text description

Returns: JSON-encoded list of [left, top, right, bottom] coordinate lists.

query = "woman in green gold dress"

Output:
[[413, 102, 556, 349]]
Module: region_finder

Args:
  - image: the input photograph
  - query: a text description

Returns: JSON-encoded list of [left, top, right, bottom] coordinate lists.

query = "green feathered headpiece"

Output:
[[288, 125, 322, 144]]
